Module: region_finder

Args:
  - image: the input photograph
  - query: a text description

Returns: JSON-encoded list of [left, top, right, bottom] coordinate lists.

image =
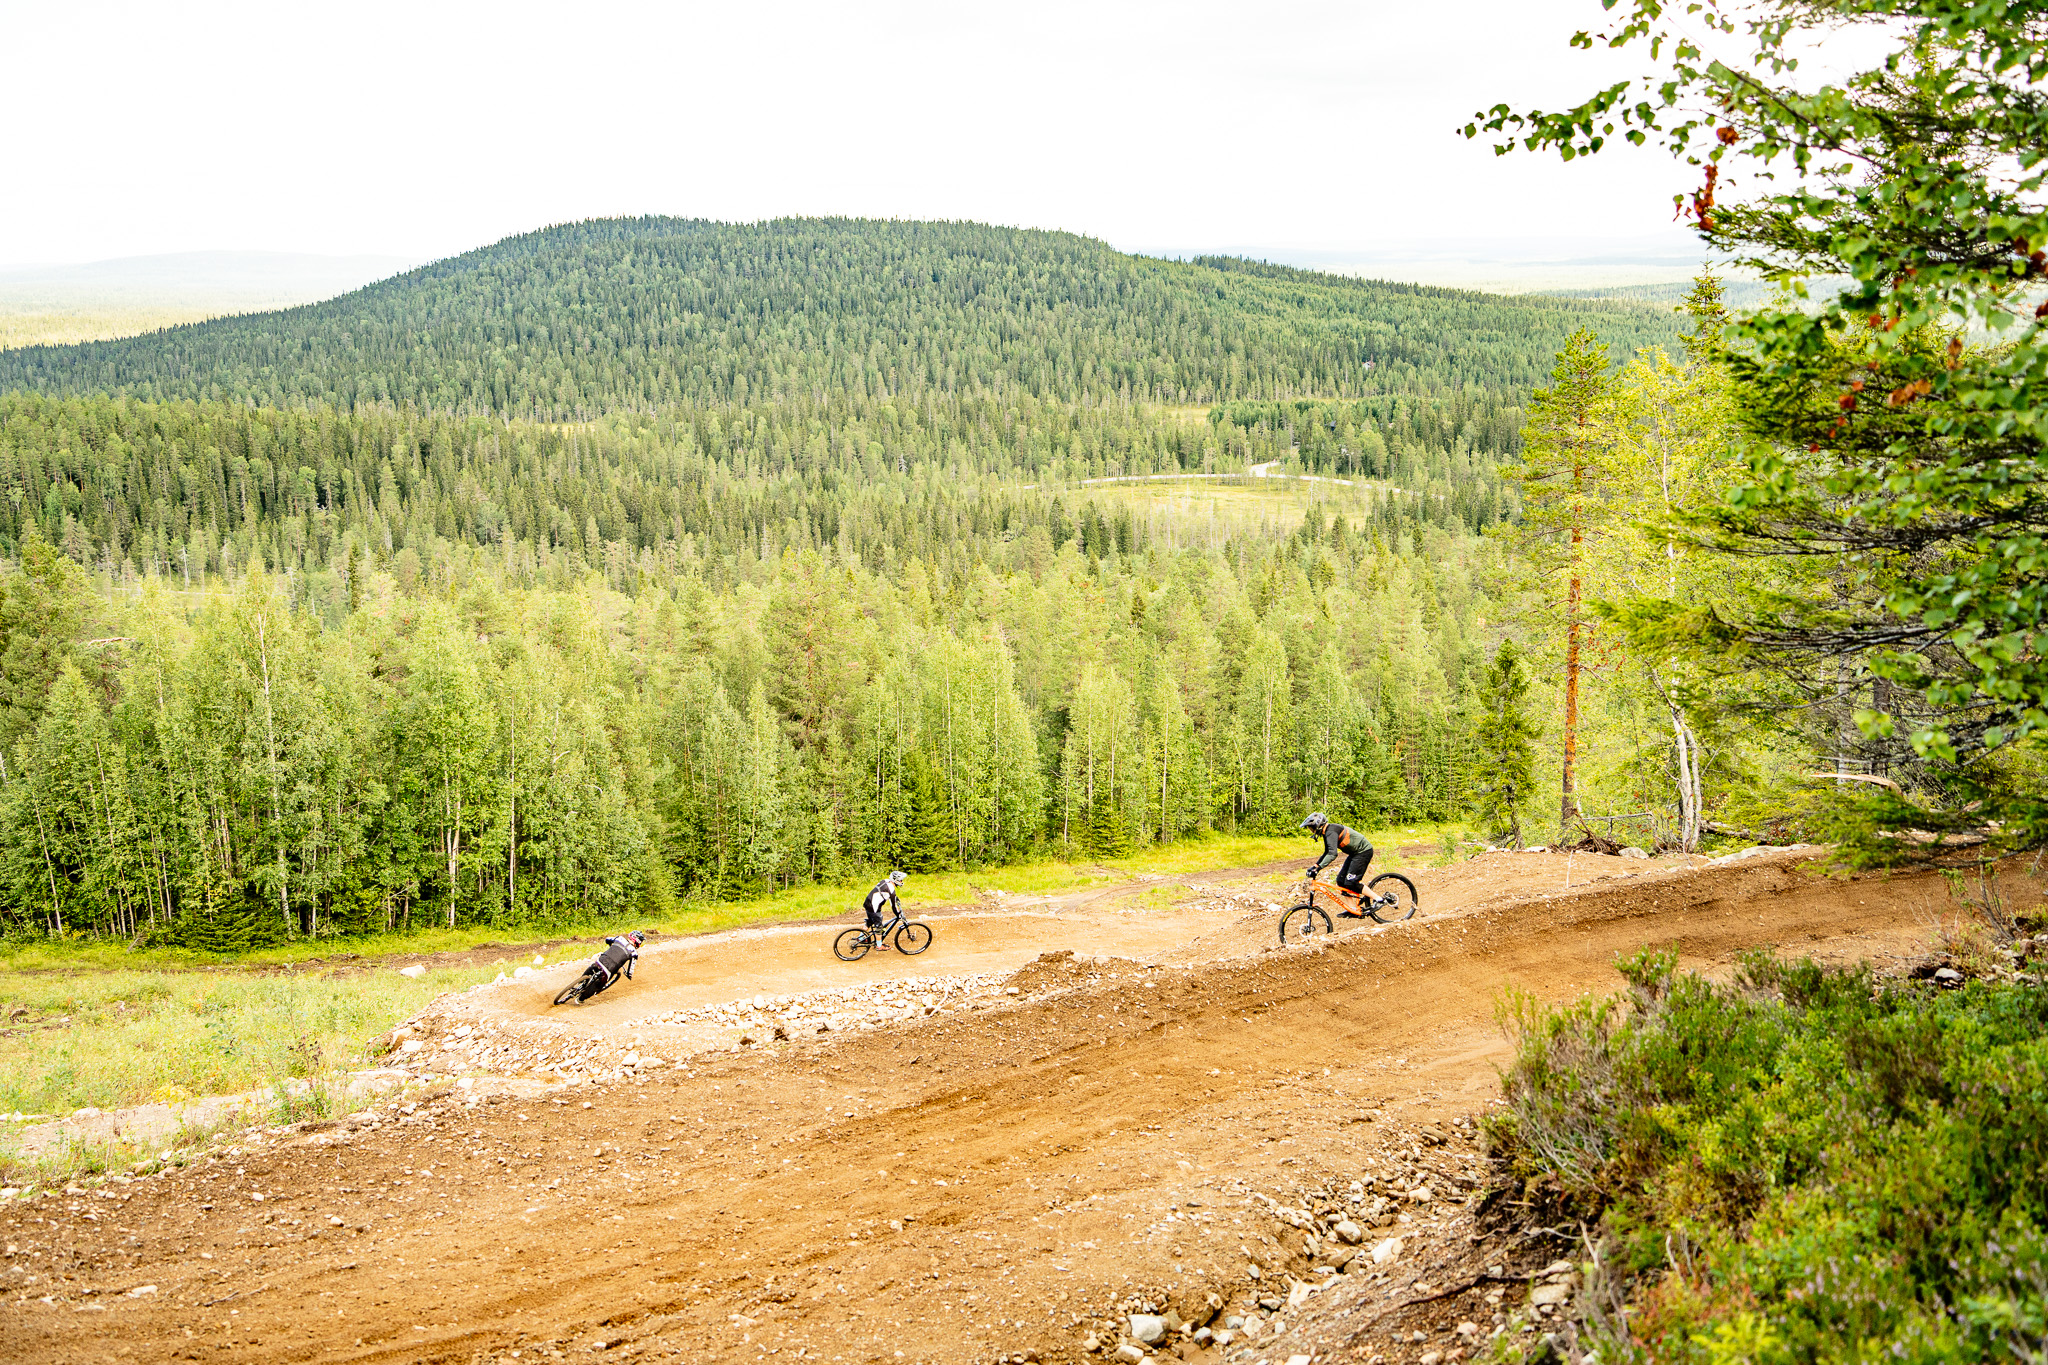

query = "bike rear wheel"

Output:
[[894, 922, 933, 955], [1367, 872, 1419, 923], [1279, 903, 1335, 945], [833, 928, 874, 962]]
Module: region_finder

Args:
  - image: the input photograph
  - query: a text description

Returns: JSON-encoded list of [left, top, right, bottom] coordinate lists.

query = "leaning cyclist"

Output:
[[592, 929, 644, 985], [1300, 812, 1375, 916], [864, 870, 907, 931]]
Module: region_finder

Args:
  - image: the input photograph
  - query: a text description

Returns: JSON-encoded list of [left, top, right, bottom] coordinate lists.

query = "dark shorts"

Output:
[[1334, 848, 1374, 893]]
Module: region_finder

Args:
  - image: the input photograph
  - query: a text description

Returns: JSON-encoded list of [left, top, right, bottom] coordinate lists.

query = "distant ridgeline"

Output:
[[0, 219, 1679, 575], [0, 220, 1686, 948], [0, 219, 1677, 415]]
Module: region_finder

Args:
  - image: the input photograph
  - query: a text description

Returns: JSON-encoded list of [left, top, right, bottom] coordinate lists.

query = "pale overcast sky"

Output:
[[2, 0, 1706, 268]]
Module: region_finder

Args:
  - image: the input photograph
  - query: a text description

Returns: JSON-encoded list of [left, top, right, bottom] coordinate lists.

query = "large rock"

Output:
[[1370, 1236, 1404, 1265], [1333, 1218, 1363, 1244], [1129, 1313, 1166, 1344]]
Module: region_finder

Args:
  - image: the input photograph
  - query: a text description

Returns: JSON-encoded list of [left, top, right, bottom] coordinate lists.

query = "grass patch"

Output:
[[0, 963, 498, 1117]]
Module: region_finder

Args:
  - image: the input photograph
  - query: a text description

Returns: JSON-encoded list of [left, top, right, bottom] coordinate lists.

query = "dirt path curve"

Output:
[[6, 849, 1998, 1365]]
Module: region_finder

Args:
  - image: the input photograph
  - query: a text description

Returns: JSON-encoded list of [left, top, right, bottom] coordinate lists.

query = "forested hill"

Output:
[[0, 218, 1700, 949], [0, 217, 1680, 419]]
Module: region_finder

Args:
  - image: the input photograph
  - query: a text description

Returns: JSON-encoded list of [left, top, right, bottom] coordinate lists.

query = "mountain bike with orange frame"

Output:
[[1278, 870, 1419, 944]]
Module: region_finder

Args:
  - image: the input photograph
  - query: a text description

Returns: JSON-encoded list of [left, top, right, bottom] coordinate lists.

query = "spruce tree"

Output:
[[1084, 789, 1133, 860], [896, 753, 954, 873], [1471, 640, 1537, 848]]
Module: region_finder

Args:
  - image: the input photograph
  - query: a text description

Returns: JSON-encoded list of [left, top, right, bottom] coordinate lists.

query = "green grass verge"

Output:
[[0, 962, 501, 1119]]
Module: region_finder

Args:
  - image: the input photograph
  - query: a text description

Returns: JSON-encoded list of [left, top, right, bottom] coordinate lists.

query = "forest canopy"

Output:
[[0, 218, 1707, 949], [0, 218, 1679, 419]]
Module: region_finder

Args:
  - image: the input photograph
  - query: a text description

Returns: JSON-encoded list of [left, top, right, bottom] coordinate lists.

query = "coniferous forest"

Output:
[[0, 218, 1698, 948]]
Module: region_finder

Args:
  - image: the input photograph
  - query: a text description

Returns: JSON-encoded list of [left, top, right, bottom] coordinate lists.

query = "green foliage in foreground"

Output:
[[1487, 949, 2048, 1362]]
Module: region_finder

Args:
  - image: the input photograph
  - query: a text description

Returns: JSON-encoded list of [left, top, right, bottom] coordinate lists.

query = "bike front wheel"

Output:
[[834, 928, 874, 962], [894, 922, 933, 955], [1279, 903, 1335, 945], [1367, 872, 1419, 923], [553, 970, 595, 1007]]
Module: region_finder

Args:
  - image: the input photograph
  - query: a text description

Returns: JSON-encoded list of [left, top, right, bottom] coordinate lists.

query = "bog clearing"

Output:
[[6, 841, 2027, 1365]]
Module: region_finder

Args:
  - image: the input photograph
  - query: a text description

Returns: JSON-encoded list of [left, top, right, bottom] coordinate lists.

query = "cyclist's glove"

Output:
[[1305, 866, 1319, 879]]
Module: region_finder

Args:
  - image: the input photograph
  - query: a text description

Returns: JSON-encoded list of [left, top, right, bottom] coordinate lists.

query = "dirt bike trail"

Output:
[[7, 849, 2008, 1365]]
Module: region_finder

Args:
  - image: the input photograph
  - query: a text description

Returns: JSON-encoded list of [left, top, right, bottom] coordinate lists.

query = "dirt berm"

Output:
[[6, 849, 2019, 1365]]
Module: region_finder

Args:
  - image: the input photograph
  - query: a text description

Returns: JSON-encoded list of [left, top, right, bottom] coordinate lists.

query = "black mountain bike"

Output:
[[1278, 872, 1420, 945], [834, 909, 933, 962], [552, 961, 621, 1006]]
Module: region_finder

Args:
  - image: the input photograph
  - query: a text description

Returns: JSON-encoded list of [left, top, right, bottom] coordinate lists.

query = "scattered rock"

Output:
[[1370, 1236, 1404, 1264], [1114, 1345, 1145, 1364], [1129, 1313, 1166, 1344], [1933, 967, 1965, 987], [1333, 1218, 1362, 1244], [397, 965, 427, 979], [1619, 846, 1649, 859]]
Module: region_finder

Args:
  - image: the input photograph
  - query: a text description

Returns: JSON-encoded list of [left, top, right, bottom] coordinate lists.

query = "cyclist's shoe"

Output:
[[1336, 908, 1369, 919]]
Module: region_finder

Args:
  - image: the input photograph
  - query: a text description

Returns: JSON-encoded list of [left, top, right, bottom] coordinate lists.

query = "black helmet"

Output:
[[887, 869, 907, 886], [1301, 812, 1329, 833]]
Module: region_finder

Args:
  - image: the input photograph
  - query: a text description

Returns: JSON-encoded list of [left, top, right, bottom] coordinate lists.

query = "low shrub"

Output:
[[1486, 949, 2048, 1361]]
